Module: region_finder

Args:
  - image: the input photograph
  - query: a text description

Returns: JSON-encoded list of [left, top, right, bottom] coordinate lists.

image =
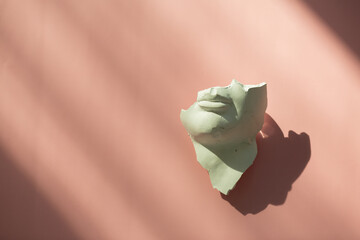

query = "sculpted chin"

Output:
[[180, 80, 267, 194]]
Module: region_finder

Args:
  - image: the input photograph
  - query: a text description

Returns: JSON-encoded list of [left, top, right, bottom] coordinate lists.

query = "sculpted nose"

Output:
[[197, 86, 225, 102], [209, 87, 218, 96]]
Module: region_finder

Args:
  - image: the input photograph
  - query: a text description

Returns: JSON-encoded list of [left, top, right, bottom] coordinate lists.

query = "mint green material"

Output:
[[180, 80, 267, 194]]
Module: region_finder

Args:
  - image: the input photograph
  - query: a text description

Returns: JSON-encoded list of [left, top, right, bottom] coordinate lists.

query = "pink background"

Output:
[[1, 0, 360, 239]]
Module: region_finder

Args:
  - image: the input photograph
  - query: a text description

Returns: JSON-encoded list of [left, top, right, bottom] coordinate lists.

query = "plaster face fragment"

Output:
[[180, 80, 267, 194]]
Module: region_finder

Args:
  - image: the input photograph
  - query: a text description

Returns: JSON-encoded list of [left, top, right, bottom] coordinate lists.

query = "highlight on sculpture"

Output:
[[180, 80, 267, 194]]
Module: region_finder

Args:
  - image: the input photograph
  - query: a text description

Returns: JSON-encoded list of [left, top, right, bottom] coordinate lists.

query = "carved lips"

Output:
[[197, 94, 232, 113]]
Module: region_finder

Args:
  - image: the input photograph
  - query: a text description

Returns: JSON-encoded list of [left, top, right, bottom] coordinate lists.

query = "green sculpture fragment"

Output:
[[181, 80, 267, 194]]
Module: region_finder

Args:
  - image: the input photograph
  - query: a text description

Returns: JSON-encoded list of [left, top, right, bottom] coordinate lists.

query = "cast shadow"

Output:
[[221, 113, 311, 215], [303, 0, 360, 59], [0, 146, 81, 240]]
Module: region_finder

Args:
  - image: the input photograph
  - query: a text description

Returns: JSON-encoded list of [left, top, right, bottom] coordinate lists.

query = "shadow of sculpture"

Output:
[[221, 113, 311, 215]]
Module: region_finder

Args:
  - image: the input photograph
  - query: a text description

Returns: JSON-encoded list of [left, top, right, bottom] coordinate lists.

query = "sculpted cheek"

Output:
[[180, 80, 267, 195]]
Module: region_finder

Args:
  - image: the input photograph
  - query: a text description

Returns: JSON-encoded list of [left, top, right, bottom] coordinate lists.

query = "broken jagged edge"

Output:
[[180, 80, 267, 194]]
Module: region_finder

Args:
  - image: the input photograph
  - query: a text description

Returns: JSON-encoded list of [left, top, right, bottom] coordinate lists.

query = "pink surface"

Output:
[[0, 0, 360, 239]]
